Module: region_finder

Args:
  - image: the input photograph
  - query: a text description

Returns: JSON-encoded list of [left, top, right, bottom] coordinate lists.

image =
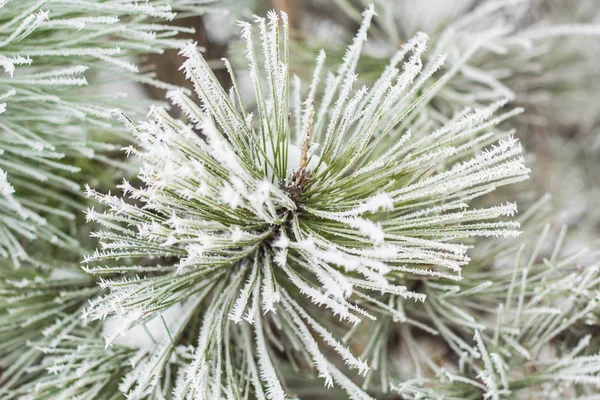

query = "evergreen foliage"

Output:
[[0, 1, 599, 399]]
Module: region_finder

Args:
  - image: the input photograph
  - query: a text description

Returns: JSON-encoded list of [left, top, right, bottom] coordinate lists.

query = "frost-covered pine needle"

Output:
[[0, 0, 215, 396], [383, 217, 600, 399], [0, 0, 214, 265]]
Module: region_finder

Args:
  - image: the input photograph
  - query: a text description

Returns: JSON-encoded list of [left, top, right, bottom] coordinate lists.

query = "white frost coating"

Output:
[[0, 170, 14, 196], [229, 261, 259, 323], [102, 303, 183, 350]]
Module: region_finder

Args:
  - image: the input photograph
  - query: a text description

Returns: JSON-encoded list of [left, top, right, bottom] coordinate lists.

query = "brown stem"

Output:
[[299, 106, 314, 169]]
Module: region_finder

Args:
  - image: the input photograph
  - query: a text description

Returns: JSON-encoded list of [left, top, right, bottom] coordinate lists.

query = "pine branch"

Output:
[[80, 7, 528, 398], [0, 0, 216, 265]]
